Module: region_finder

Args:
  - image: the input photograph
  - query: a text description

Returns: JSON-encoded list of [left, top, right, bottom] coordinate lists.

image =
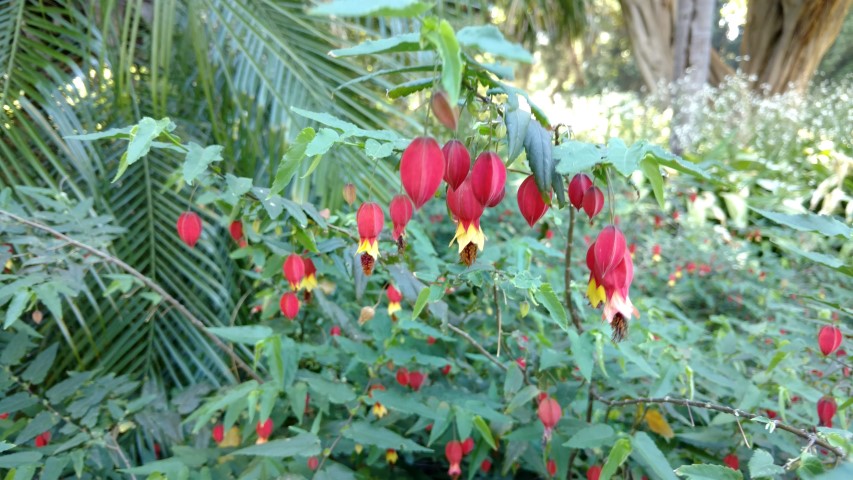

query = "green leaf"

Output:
[[600, 438, 632, 480], [113, 117, 175, 182], [0, 452, 43, 469], [344, 421, 431, 452], [46, 371, 95, 404], [281, 199, 309, 227], [473, 416, 497, 450], [423, 18, 462, 106], [752, 208, 851, 238], [748, 449, 785, 478], [270, 127, 315, 197], [771, 240, 853, 276], [14, 411, 57, 444], [223, 174, 253, 204], [631, 432, 678, 480], [506, 385, 540, 414], [64, 126, 133, 141], [0, 442, 14, 454], [674, 464, 743, 480], [364, 139, 395, 159], [456, 26, 532, 63], [207, 326, 272, 345], [606, 138, 640, 177], [21, 343, 58, 384], [388, 78, 434, 99], [233, 433, 321, 457], [796, 453, 825, 479], [309, 0, 432, 17], [504, 106, 531, 163], [524, 120, 553, 195], [553, 141, 604, 175], [4, 290, 29, 329], [412, 287, 431, 319], [183, 143, 223, 184], [568, 329, 593, 382], [330, 33, 421, 57], [428, 402, 453, 446], [503, 363, 524, 397], [305, 128, 339, 158], [563, 424, 616, 449], [640, 157, 665, 209], [534, 283, 568, 332]]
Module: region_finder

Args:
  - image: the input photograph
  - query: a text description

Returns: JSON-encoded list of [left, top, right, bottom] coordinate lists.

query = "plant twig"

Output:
[[446, 323, 507, 372], [494, 283, 503, 357], [0, 209, 262, 383], [566, 381, 595, 478], [311, 385, 369, 478], [593, 394, 846, 458], [565, 208, 582, 332]]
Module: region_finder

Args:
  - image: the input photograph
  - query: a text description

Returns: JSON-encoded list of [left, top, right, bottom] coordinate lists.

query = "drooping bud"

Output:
[[408, 371, 425, 391], [389, 195, 414, 252], [586, 227, 637, 341], [229, 220, 244, 243], [517, 175, 551, 227], [817, 396, 837, 427], [358, 306, 375, 325], [461, 437, 474, 455], [212, 424, 224, 444], [481, 459, 492, 473], [442, 140, 471, 190], [445, 440, 464, 477], [471, 152, 507, 207], [280, 292, 300, 320], [723, 453, 739, 470], [568, 173, 592, 210], [177, 212, 202, 248], [400, 137, 445, 209], [387, 284, 403, 316], [356, 202, 385, 275], [342, 183, 357, 205], [818, 325, 843, 356], [537, 396, 562, 440], [308, 456, 319, 471], [256, 418, 273, 442], [447, 178, 486, 266], [330, 326, 341, 337], [35, 432, 51, 448], [395, 367, 409, 387], [431, 90, 458, 131], [587, 465, 602, 480], [547, 459, 557, 477], [283, 254, 305, 289], [582, 186, 604, 220]]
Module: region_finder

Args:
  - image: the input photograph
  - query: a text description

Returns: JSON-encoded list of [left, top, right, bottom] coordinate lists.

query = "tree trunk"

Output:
[[741, 0, 853, 93], [619, 0, 675, 91]]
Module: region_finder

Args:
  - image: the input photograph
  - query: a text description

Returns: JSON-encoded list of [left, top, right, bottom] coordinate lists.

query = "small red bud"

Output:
[[256, 419, 273, 440], [481, 459, 492, 473], [547, 459, 557, 477], [461, 437, 474, 455], [330, 326, 341, 337], [280, 292, 300, 320], [723, 453, 739, 470], [342, 183, 357, 205], [408, 371, 425, 391], [568, 174, 592, 210], [229, 220, 244, 243], [818, 325, 843, 356], [308, 456, 319, 471], [396, 368, 409, 387], [441, 364, 451, 375], [212, 423, 224, 443], [176, 212, 202, 248], [582, 186, 604, 220], [587, 465, 602, 480]]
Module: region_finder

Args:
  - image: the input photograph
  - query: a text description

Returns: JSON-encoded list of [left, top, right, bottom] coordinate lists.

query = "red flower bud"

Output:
[[177, 212, 202, 248], [229, 220, 244, 243], [723, 453, 739, 470], [538, 397, 562, 431], [396, 367, 409, 387], [356, 202, 385, 275], [587, 465, 602, 480], [0, 413, 8, 419], [330, 326, 341, 337], [817, 396, 837, 427], [280, 292, 300, 320], [765, 409, 777, 419], [283, 254, 305, 289], [471, 152, 507, 207], [389, 195, 413, 243], [818, 325, 842, 356], [582, 186, 604, 220], [569, 173, 593, 210], [400, 137, 444, 209], [427, 336, 436, 345], [442, 140, 471, 190], [441, 364, 451, 375], [256, 418, 273, 440], [387, 284, 403, 303], [461, 437, 474, 455], [547, 459, 557, 477], [445, 440, 464, 476], [35, 431, 50, 448], [408, 371, 425, 391], [308, 456, 319, 471], [212, 423, 224, 443], [517, 175, 551, 227], [481, 459, 492, 473], [431, 90, 458, 131]]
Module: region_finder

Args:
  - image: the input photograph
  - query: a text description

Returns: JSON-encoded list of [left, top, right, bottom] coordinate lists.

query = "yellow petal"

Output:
[[300, 274, 318, 292], [356, 238, 379, 258], [387, 302, 401, 315], [450, 222, 485, 253], [219, 426, 242, 448], [587, 279, 606, 308], [645, 409, 674, 439]]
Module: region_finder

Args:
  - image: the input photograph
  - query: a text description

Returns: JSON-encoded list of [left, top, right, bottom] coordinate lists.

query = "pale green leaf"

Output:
[[675, 464, 743, 480], [270, 127, 315, 197], [183, 143, 223, 184], [563, 424, 616, 449], [423, 18, 462, 105], [233, 433, 321, 457], [601, 438, 632, 480], [207, 326, 272, 345], [310, 0, 432, 17], [330, 33, 420, 57], [456, 26, 532, 63]]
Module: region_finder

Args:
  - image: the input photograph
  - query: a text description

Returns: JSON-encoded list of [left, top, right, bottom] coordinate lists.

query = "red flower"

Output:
[[0, 413, 8, 420], [387, 284, 403, 316], [427, 336, 436, 345], [461, 437, 474, 455], [538, 396, 562, 440], [723, 453, 739, 470], [517, 175, 551, 227], [442, 140, 471, 190], [280, 292, 300, 320], [568, 173, 593, 210], [582, 186, 604, 220], [587, 465, 602, 480], [212, 423, 224, 444], [396, 367, 409, 387], [470, 152, 507, 207], [818, 325, 843, 356], [765, 409, 777, 419], [35, 431, 50, 448], [586, 226, 638, 341], [447, 178, 486, 266], [547, 459, 557, 477], [301, 257, 318, 291], [356, 202, 385, 275], [283, 254, 305, 290], [330, 326, 341, 336], [516, 357, 526, 370], [256, 419, 273, 441], [817, 396, 837, 427], [408, 371, 425, 391], [441, 364, 451, 375], [654, 215, 662, 229], [308, 456, 319, 471], [176, 212, 202, 248], [480, 459, 492, 473], [432, 91, 458, 131], [389, 195, 414, 248], [400, 137, 445, 209], [229, 220, 244, 243], [446, 440, 464, 477]]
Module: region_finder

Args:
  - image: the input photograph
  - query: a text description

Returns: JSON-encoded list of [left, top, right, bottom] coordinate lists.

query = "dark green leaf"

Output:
[[270, 127, 315, 197], [0, 452, 43, 469], [233, 433, 321, 457], [563, 424, 615, 449], [4, 290, 29, 329], [601, 438, 632, 480], [388, 78, 434, 99], [504, 106, 531, 163], [631, 432, 678, 480], [524, 120, 553, 195], [503, 363, 524, 397], [330, 33, 420, 57], [344, 421, 431, 452], [674, 464, 743, 480], [21, 343, 58, 384]]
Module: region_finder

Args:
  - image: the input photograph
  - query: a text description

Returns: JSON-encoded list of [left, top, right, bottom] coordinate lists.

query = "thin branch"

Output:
[[311, 386, 369, 479], [494, 283, 503, 358], [0, 209, 262, 383], [566, 381, 595, 478], [446, 323, 507, 372], [565, 208, 582, 332], [593, 394, 846, 458]]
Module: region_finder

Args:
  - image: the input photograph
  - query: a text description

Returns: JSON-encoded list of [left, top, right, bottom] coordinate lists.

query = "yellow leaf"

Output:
[[645, 409, 674, 439]]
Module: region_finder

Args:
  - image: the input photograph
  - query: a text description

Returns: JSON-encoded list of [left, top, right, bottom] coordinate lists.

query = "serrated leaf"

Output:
[[345, 421, 431, 452], [601, 438, 632, 480], [64, 126, 133, 141], [207, 326, 272, 345], [503, 363, 524, 397], [281, 199, 309, 227], [232, 433, 321, 457], [568, 329, 593, 382], [506, 385, 540, 414], [631, 432, 678, 480], [504, 106, 531, 163], [183, 143, 223, 184], [428, 403, 452, 446], [473, 416, 497, 450], [309, 0, 432, 17], [423, 18, 462, 105], [606, 138, 639, 177], [270, 127, 315, 197], [113, 117, 175, 182], [563, 424, 615, 449], [456, 26, 532, 63], [748, 449, 785, 478], [305, 128, 339, 158], [534, 283, 567, 332], [364, 139, 395, 159], [388, 77, 434, 99], [4, 290, 29, 329], [524, 120, 553, 194], [674, 464, 743, 480], [796, 453, 825, 479], [330, 33, 421, 57], [21, 343, 58, 384], [553, 141, 604, 175]]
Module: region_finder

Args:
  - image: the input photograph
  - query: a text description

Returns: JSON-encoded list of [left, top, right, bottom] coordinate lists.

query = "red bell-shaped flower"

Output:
[[229, 220, 244, 243], [461, 437, 474, 455], [817, 396, 837, 427], [177, 212, 202, 248], [280, 292, 300, 320], [408, 371, 425, 391], [445, 440, 463, 477], [537, 396, 562, 441], [582, 186, 604, 220], [389, 195, 413, 251], [283, 254, 305, 290], [471, 152, 506, 207], [517, 175, 551, 227], [586, 226, 637, 341], [301, 257, 318, 291], [442, 140, 471, 190], [400, 137, 445, 209], [818, 325, 842, 356], [256, 418, 273, 442], [568, 173, 592, 210], [587, 465, 602, 480], [447, 178, 486, 266], [547, 459, 557, 477], [396, 367, 409, 387], [356, 202, 385, 275], [723, 454, 739, 470], [212, 424, 224, 444], [432, 90, 458, 131], [387, 284, 403, 316]]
